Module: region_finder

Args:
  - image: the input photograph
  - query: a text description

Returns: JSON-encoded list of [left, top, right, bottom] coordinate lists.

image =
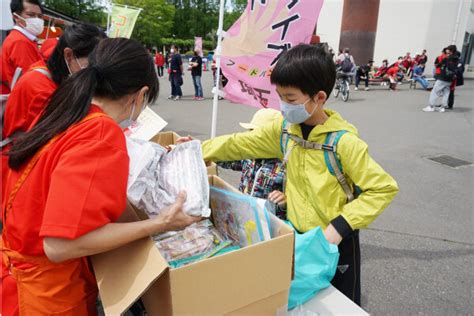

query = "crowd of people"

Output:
[[333, 46, 465, 110], [152, 46, 206, 102]]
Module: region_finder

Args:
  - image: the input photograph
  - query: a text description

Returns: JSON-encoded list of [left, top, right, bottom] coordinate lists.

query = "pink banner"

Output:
[[194, 36, 203, 56], [221, 0, 324, 109]]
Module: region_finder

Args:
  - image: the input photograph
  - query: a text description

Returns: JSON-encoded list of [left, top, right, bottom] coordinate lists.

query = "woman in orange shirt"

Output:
[[2, 38, 200, 315], [1, 24, 106, 203]]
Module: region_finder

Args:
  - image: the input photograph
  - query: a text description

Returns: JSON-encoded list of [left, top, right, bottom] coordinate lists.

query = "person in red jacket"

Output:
[[155, 51, 165, 77], [1, 0, 44, 95]]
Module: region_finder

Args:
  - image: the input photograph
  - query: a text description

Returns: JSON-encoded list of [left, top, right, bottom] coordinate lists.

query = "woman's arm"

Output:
[[43, 192, 200, 263]]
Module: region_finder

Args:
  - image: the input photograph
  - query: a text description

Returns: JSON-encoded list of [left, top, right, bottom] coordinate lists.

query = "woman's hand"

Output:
[[154, 191, 202, 232], [268, 190, 287, 209]]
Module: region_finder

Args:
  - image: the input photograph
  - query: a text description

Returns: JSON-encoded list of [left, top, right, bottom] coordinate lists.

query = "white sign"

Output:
[[126, 107, 168, 141]]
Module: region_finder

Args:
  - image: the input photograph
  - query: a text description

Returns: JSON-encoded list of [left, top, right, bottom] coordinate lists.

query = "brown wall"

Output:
[[339, 0, 380, 65]]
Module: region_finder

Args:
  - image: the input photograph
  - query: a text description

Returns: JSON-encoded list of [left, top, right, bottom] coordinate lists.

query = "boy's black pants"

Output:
[[330, 230, 361, 306]]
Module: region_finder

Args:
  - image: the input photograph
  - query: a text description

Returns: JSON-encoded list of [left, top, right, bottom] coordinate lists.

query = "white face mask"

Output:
[[170, 49, 175, 54], [65, 56, 86, 76], [15, 13, 44, 36], [119, 97, 147, 129], [280, 98, 313, 124]]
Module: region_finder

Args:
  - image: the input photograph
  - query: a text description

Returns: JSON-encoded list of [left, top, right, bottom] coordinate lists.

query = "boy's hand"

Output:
[[323, 224, 343, 245], [176, 136, 195, 144], [268, 190, 287, 208]]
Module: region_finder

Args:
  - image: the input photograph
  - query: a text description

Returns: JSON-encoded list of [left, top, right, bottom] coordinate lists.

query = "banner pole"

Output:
[[211, 0, 225, 139], [106, 1, 112, 35]]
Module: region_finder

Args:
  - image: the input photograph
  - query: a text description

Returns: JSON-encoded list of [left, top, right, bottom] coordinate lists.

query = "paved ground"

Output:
[[150, 70, 473, 315]]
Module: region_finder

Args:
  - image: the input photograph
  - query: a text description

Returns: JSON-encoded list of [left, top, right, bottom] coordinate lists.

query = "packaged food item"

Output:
[[210, 186, 272, 247], [154, 220, 232, 266]]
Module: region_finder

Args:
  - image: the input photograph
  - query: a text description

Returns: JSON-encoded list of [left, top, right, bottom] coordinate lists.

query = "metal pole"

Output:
[[211, 0, 225, 138], [452, 0, 464, 45]]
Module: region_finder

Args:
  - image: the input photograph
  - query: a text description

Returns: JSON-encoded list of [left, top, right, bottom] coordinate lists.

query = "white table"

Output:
[[288, 285, 369, 316]]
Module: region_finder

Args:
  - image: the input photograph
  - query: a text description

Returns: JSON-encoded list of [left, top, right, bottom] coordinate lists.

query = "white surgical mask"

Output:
[[170, 48, 175, 53], [280, 99, 313, 124], [15, 13, 44, 36], [65, 56, 86, 76], [119, 98, 147, 129]]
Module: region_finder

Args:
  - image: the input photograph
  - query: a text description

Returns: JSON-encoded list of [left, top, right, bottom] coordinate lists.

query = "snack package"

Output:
[[210, 186, 272, 247], [154, 220, 229, 263], [126, 138, 210, 217]]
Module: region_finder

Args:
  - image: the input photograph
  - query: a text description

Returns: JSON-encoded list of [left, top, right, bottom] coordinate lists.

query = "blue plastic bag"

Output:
[[287, 223, 339, 310]]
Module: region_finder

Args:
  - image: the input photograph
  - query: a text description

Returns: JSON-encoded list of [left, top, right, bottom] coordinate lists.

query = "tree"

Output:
[[223, 0, 246, 30], [114, 0, 176, 47], [44, 0, 107, 26]]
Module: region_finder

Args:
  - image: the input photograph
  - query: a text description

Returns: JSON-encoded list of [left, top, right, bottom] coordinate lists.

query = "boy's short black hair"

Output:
[[270, 44, 336, 98], [10, 0, 43, 15]]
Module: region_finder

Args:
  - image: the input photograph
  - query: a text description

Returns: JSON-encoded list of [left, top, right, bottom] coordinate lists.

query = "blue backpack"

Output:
[[280, 120, 361, 202]]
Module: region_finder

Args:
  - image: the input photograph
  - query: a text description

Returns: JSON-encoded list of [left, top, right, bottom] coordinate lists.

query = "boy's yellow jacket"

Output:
[[202, 109, 399, 233]]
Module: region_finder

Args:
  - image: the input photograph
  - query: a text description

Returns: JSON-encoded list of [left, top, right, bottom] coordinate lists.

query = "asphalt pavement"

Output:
[[150, 70, 473, 315]]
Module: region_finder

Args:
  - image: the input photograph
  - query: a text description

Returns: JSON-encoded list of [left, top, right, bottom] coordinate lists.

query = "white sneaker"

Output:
[[435, 107, 445, 113], [173, 96, 181, 101], [365, 87, 369, 91], [422, 106, 435, 112], [354, 87, 359, 91], [167, 95, 174, 100]]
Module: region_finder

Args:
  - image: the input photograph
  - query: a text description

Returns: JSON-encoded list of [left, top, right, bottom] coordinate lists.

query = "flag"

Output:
[[195, 37, 203, 56], [109, 5, 141, 39], [220, 0, 324, 109]]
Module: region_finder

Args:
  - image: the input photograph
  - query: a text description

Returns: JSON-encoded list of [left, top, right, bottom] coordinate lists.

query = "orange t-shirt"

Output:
[[1, 60, 57, 204], [2, 105, 129, 255], [0, 29, 42, 94], [3, 60, 57, 138]]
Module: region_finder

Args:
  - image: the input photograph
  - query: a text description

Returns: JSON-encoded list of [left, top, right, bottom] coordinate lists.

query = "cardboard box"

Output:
[[92, 176, 294, 316], [150, 131, 218, 176]]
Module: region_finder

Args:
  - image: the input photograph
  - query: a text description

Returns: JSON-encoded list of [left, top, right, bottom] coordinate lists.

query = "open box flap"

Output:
[[91, 237, 168, 316], [150, 131, 180, 146]]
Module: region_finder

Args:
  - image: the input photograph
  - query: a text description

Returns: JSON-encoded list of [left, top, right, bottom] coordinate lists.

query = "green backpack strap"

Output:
[[280, 119, 289, 155], [324, 131, 357, 202]]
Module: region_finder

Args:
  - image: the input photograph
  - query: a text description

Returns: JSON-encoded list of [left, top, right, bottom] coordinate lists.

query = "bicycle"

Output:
[[333, 72, 350, 102]]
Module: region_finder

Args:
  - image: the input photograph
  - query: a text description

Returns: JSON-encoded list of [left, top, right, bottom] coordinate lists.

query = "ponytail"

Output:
[[8, 38, 159, 170], [8, 67, 100, 170]]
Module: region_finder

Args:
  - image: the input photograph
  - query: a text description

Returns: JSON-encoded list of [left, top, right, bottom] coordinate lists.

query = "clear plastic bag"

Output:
[[126, 138, 210, 217], [210, 186, 272, 247], [154, 220, 229, 264]]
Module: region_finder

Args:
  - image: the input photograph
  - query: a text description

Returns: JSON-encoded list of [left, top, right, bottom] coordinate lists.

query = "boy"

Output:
[[218, 108, 287, 219], [202, 44, 399, 305]]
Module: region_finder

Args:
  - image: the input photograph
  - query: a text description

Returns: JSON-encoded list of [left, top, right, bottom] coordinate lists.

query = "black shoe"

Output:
[[445, 107, 453, 110]]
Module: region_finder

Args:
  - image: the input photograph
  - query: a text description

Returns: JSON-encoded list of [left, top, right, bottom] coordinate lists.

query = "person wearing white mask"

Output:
[[2, 37, 201, 315], [1, 0, 44, 95], [201, 44, 398, 307]]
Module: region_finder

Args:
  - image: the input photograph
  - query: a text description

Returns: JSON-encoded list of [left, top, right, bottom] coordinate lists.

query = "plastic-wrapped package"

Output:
[[159, 140, 211, 217], [154, 220, 230, 263], [210, 186, 272, 247], [126, 137, 210, 217]]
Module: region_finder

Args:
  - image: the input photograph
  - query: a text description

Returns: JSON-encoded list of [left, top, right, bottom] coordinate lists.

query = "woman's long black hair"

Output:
[[47, 23, 106, 85], [9, 38, 159, 170]]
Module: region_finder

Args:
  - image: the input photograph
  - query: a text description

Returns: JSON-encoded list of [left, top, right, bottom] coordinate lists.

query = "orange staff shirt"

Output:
[[3, 59, 57, 138], [2, 105, 129, 255], [1, 29, 43, 94], [2, 60, 57, 204]]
